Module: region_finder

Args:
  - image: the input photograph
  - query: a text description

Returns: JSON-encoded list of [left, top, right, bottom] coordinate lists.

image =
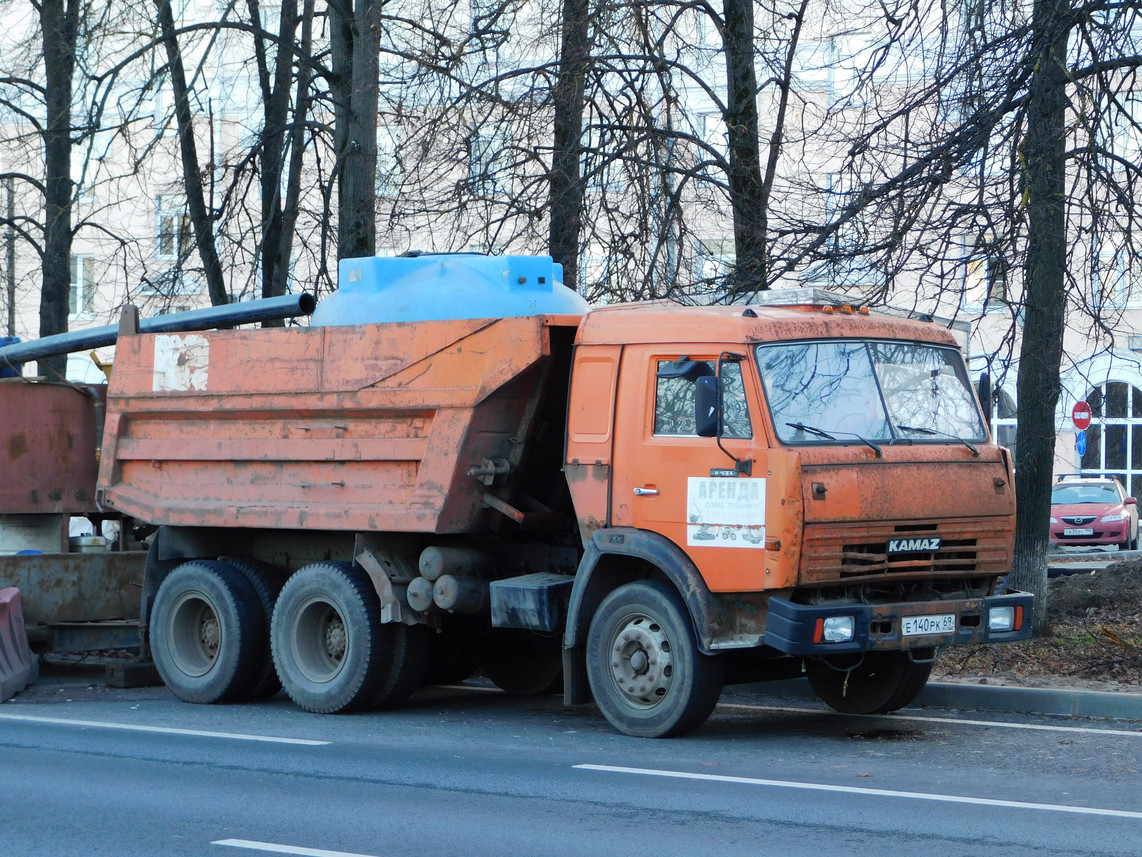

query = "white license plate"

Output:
[[1063, 528, 1094, 536], [902, 614, 955, 636]]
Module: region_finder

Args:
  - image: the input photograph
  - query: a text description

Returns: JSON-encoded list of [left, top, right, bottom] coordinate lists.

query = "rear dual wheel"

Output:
[[270, 561, 429, 714], [150, 560, 267, 704]]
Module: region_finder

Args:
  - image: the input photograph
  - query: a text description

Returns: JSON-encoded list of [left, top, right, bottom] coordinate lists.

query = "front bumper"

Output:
[[1049, 523, 1128, 546], [762, 591, 1034, 656]]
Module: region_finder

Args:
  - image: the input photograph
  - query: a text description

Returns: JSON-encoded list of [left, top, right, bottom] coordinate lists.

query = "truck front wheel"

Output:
[[270, 561, 398, 714], [150, 560, 266, 704], [586, 580, 724, 738], [805, 650, 934, 715]]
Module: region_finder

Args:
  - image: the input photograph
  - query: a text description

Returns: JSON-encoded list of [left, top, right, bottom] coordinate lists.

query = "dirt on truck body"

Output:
[[87, 255, 1032, 737]]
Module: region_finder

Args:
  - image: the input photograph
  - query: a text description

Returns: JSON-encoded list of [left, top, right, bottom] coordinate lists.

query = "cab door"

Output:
[[610, 345, 768, 592]]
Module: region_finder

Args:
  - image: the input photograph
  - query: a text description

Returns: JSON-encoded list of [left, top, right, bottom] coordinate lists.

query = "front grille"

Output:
[[839, 538, 977, 577], [1061, 516, 1097, 526], [799, 520, 1011, 584]]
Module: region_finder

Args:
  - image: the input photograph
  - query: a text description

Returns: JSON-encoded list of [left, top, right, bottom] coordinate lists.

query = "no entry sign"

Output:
[[1072, 401, 1092, 430]]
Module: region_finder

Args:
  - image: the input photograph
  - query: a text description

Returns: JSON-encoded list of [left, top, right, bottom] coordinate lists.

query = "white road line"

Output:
[[0, 713, 328, 746], [214, 839, 377, 856], [716, 702, 1142, 738], [576, 764, 1142, 820]]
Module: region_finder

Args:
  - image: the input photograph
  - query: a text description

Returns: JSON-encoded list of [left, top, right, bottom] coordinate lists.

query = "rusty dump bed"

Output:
[[97, 315, 581, 533], [1, 380, 101, 515]]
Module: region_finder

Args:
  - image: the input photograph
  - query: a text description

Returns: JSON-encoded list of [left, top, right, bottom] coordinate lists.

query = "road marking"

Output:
[[716, 702, 1142, 738], [576, 764, 1142, 819], [0, 713, 328, 746], [214, 839, 377, 856]]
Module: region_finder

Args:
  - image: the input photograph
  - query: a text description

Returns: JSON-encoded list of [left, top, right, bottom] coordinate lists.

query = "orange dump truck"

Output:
[[86, 255, 1029, 737]]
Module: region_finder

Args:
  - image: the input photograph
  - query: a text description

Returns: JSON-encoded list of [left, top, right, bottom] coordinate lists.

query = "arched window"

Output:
[[1078, 381, 1142, 499]]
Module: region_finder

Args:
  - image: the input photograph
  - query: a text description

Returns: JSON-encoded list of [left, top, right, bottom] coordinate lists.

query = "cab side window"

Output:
[[654, 359, 751, 438]]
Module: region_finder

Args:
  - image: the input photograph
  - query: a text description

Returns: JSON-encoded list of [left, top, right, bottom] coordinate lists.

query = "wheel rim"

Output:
[[292, 596, 349, 684], [168, 591, 221, 678], [604, 611, 674, 709]]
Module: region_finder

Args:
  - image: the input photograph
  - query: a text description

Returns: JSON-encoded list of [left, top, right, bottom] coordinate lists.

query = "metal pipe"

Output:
[[0, 292, 316, 370]]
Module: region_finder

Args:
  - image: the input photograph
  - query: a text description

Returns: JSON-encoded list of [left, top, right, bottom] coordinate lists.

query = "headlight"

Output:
[[1050, 516, 1058, 523], [1100, 514, 1126, 523], [989, 606, 1016, 632], [822, 615, 856, 643]]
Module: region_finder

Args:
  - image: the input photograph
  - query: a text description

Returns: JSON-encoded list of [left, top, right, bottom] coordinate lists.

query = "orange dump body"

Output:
[[97, 315, 582, 534]]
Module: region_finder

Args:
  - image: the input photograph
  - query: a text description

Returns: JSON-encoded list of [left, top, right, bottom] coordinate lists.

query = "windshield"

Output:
[[1051, 484, 1120, 504], [757, 339, 986, 445]]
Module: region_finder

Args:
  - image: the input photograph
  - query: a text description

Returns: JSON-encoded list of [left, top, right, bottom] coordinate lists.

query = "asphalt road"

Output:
[[2, 674, 1141, 857]]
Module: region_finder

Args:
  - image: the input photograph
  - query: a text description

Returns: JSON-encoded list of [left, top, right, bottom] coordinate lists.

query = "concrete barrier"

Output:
[[0, 587, 38, 702]]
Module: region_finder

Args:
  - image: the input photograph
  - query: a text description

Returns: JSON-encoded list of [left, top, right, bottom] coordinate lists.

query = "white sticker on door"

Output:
[[687, 476, 766, 548], [153, 334, 210, 392]]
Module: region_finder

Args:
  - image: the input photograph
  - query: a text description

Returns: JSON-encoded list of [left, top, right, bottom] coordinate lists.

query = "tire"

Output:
[[423, 615, 483, 686], [585, 580, 724, 738], [368, 623, 432, 709], [150, 560, 266, 704], [270, 561, 398, 714], [218, 557, 283, 700], [805, 650, 933, 715], [480, 628, 564, 696]]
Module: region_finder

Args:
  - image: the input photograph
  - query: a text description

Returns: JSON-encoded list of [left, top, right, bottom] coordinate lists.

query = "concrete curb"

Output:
[[749, 678, 1142, 721], [917, 682, 1142, 720]]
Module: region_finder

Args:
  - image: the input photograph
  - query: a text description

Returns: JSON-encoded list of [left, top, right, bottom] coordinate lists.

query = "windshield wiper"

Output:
[[786, 422, 882, 458], [897, 424, 980, 457]]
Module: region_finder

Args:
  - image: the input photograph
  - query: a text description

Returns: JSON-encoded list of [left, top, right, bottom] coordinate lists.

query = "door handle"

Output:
[[633, 486, 659, 496]]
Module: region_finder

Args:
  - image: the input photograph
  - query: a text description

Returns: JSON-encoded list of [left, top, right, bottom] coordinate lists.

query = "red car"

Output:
[[1049, 476, 1139, 550]]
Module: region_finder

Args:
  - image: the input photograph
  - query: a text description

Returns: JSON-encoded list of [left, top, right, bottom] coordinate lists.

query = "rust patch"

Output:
[[8, 432, 27, 460]]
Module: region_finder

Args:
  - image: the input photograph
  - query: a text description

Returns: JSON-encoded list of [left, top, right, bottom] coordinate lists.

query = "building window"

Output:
[[1077, 381, 1142, 499], [156, 194, 193, 260], [376, 124, 403, 196], [69, 255, 96, 318], [695, 239, 734, 290], [72, 154, 94, 205], [468, 127, 511, 195], [962, 236, 1009, 310]]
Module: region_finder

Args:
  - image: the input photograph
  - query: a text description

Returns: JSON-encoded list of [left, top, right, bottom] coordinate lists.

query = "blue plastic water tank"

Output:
[[0, 336, 21, 378], [311, 254, 588, 327]]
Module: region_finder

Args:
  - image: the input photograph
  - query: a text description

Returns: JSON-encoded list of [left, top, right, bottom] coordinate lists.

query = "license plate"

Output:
[[902, 614, 955, 636], [1063, 528, 1094, 536]]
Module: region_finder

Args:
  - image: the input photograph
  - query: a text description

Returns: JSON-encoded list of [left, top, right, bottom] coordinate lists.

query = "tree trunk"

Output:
[[721, 0, 766, 295], [329, 0, 381, 262], [156, 0, 229, 307], [247, 0, 300, 322], [272, 0, 315, 302], [1009, 0, 1071, 632], [38, 0, 78, 380], [548, 0, 590, 290]]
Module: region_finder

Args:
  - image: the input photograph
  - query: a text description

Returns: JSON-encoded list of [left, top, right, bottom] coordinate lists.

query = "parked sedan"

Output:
[[1050, 476, 1139, 550]]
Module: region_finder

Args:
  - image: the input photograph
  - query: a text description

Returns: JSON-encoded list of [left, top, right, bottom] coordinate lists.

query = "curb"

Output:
[[917, 682, 1142, 721], [747, 678, 1142, 722]]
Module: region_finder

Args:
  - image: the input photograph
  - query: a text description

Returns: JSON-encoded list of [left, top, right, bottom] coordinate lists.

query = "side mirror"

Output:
[[695, 375, 720, 437], [1126, 497, 1137, 506]]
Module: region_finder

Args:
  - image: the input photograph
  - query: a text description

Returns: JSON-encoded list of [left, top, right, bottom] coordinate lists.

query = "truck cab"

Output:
[[562, 298, 1029, 734]]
